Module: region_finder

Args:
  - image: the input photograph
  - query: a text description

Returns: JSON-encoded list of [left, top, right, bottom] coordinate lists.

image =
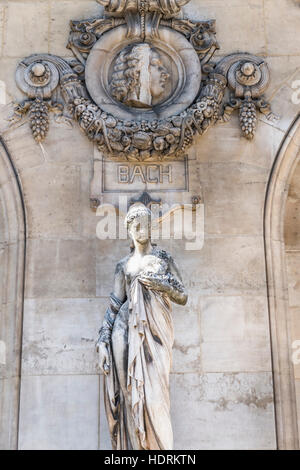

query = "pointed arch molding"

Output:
[[264, 116, 300, 450], [0, 136, 26, 450]]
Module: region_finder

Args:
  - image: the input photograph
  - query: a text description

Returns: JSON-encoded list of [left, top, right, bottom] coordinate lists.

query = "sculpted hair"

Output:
[[125, 203, 152, 229], [110, 45, 149, 104]]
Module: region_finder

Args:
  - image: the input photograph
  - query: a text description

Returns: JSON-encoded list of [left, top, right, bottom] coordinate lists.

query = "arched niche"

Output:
[[264, 115, 300, 449], [0, 136, 26, 449]]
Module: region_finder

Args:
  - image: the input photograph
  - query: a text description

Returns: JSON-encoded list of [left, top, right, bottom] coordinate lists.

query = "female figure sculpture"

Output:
[[110, 43, 169, 108], [96, 203, 187, 450]]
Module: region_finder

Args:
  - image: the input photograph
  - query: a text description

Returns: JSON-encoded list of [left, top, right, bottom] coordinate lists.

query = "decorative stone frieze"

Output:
[[12, 0, 278, 159]]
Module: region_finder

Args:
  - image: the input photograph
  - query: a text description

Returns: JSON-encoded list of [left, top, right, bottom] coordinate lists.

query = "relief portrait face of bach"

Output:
[[110, 43, 170, 108]]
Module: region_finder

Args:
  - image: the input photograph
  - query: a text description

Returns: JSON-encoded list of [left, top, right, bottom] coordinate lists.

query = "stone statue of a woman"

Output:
[[96, 203, 187, 450]]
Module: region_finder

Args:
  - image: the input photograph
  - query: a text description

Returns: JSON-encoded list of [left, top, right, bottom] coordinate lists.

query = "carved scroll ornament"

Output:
[[11, 0, 278, 160]]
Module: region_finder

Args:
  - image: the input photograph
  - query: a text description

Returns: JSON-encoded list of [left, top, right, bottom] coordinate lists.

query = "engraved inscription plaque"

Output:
[[102, 158, 189, 193]]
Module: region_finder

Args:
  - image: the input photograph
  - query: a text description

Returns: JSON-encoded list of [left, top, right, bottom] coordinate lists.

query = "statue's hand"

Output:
[[96, 341, 110, 375], [139, 274, 168, 292]]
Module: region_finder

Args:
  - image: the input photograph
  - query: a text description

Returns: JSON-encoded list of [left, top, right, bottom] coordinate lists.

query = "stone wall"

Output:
[[0, 138, 25, 450], [285, 161, 300, 447], [0, 0, 300, 449]]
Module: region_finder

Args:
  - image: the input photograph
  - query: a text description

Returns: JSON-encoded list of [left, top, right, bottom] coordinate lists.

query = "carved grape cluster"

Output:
[[28, 98, 50, 143], [239, 99, 257, 140], [81, 108, 96, 126]]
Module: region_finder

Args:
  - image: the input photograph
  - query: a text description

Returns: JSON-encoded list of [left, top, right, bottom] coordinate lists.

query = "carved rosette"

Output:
[[12, 0, 278, 157]]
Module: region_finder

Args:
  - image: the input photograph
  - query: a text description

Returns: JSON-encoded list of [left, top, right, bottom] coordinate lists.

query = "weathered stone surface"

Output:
[[0, 142, 25, 450], [20, 164, 81, 239], [0, 186, 23, 243], [198, 162, 269, 236], [285, 161, 300, 249], [291, 307, 300, 380], [0, 58, 24, 104], [0, 301, 22, 378], [49, 0, 103, 57], [261, 83, 300, 134], [192, 116, 284, 171], [285, 201, 300, 250], [284, 161, 300, 399], [179, 236, 267, 297], [3, 1, 49, 58], [0, 6, 5, 58], [3, 124, 45, 171], [25, 239, 96, 299], [0, 377, 20, 450], [264, 0, 300, 56], [18, 374, 99, 450], [183, 0, 266, 56], [170, 372, 276, 450], [41, 119, 94, 166], [200, 295, 272, 373], [266, 118, 300, 449], [80, 161, 106, 239], [172, 298, 201, 374], [296, 379, 300, 435], [286, 252, 300, 308], [266, 56, 300, 103], [22, 298, 104, 375]]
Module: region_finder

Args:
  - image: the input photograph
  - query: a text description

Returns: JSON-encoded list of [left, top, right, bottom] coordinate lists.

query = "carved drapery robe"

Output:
[[104, 275, 174, 450]]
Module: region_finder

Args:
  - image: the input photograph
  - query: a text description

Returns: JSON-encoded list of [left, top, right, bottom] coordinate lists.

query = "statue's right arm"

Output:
[[96, 260, 126, 347], [112, 260, 127, 305]]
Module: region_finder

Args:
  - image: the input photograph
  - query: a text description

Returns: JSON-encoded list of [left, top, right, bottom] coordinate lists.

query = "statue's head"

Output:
[[110, 43, 169, 108], [125, 203, 152, 244]]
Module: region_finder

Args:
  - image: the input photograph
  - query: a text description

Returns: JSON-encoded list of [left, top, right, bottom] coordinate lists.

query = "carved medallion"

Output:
[[12, 0, 278, 158], [85, 24, 201, 122]]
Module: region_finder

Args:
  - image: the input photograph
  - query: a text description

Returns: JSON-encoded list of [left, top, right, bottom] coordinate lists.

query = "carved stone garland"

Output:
[[11, 0, 278, 161]]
